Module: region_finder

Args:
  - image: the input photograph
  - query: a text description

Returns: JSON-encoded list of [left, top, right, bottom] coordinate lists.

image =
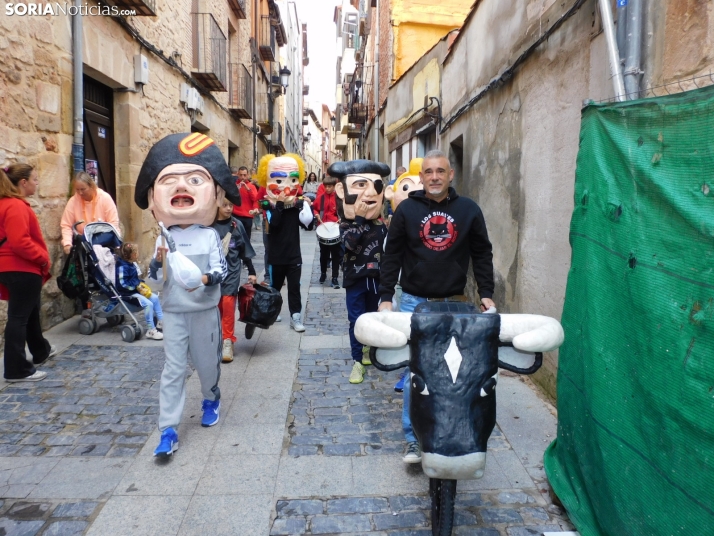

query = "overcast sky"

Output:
[[293, 0, 338, 111]]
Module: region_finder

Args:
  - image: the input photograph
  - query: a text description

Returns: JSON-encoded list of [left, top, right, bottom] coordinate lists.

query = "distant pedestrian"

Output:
[[329, 159, 390, 384], [0, 164, 55, 382], [303, 172, 320, 195], [213, 198, 256, 363], [231, 166, 258, 277], [312, 176, 341, 287]]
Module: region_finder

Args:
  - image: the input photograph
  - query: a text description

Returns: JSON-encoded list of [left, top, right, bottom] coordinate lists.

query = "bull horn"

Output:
[[499, 314, 564, 353], [354, 312, 412, 348]]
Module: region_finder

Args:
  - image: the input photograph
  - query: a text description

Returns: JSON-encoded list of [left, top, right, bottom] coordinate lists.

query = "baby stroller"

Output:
[[57, 221, 146, 342]]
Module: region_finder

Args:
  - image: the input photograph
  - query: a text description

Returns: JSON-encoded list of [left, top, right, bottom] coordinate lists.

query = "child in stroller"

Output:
[[115, 243, 164, 340], [58, 221, 149, 342]]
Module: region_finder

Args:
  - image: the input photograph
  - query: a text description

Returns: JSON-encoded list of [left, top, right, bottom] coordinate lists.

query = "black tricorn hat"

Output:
[[134, 132, 241, 209], [327, 159, 391, 179]]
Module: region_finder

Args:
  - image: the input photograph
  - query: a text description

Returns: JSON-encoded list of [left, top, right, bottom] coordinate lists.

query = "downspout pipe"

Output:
[[373, 0, 379, 162], [598, 0, 626, 102], [623, 0, 643, 99], [72, 3, 84, 173], [615, 0, 627, 66]]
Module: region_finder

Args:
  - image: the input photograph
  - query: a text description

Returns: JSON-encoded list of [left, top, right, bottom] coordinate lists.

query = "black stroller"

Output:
[[57, 221, 146, 342]]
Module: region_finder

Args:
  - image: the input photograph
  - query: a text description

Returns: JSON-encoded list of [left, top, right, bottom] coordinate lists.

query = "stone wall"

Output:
[[0, 0, 258, 337]]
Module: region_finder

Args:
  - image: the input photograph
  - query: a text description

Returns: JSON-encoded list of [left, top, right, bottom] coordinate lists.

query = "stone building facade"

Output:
[[0, 0, 293, 333]]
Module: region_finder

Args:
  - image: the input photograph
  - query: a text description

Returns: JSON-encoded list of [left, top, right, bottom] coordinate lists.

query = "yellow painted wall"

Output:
[[390, 0, 472, 80]]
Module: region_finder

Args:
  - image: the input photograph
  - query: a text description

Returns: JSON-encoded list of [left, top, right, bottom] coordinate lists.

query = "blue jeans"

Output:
[[346, 278, 380, 362], [399, 292, 427, 443], [136, 293, 163, 330]]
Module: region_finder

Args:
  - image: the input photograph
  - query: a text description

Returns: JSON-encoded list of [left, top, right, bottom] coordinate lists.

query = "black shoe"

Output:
[[319, 273, 326, 283], [331, 278, 340, 289]]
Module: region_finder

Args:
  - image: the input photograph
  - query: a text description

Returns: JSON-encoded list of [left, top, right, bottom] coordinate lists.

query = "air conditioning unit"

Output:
[[186, 88, 200, 110]]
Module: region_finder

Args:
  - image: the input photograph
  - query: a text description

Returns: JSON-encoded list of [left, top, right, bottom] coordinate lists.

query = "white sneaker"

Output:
[[7, 370, 47, 382], [290, 313, 305, 333], [222, 338, 234, 363], [276, 315, 282, 322], [146, 328, 164, 340]]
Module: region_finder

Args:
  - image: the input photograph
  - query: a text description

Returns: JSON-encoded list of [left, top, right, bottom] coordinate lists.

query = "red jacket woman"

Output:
[[0, 164, 54, 382]]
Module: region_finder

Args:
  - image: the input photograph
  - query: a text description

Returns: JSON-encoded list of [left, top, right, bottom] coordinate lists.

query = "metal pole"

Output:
[[373, 0, 379, 162], [623, 0, 643, 99], [598, 0, 626, 102], [615, 0, 627, 66], [72, 1, 84, 173]]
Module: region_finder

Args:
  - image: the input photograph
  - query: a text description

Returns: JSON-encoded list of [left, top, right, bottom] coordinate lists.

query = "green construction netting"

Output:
[[543, 85, 714, 536]]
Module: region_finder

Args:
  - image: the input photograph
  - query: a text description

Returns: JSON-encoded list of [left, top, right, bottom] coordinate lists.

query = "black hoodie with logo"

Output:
[[379, 188, 494, 302]]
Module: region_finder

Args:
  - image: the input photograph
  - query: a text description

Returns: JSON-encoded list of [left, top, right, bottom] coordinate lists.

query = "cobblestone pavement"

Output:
[[303, 246, 347, 337], [0, 345, 170, 458], [0, 499, 98, 536]]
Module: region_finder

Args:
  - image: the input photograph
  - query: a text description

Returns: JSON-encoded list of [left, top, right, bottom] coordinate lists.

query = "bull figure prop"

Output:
[[355, 302, 564, 536]]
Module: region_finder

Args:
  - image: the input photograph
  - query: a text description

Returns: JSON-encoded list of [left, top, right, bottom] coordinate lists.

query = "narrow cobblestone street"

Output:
[[0, 229, 574, 535]]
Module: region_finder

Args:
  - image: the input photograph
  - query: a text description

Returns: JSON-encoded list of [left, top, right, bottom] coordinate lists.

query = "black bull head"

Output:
[[355, 307, 564, 480], [410, 312, 499, 479]]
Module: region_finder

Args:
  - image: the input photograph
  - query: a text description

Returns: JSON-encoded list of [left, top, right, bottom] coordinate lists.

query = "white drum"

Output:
[[316, 222, 341, 246]]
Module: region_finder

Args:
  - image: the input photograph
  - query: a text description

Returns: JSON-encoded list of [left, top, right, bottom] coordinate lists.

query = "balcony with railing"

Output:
[[256, 91, 273, 134], [191, 13, 227, 91], [259, 16, 276, 62], [227, 0, 246, 19], [271, 121, 284, 152], [228, 64, 252, 119], [104, 0, 156, 15]]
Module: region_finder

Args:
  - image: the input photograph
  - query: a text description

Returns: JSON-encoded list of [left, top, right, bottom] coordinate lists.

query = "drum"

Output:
[[316, 222, 341, 246]]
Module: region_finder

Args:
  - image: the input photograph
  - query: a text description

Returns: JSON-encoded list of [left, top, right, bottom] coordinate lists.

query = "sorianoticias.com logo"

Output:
[[5, 3, 137, 16]]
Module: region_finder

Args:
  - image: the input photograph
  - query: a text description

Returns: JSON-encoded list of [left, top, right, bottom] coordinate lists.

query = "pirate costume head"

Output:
[[134, 132, 240, 227], [257, 153, 306, 206], [327, 159, 390, 220]]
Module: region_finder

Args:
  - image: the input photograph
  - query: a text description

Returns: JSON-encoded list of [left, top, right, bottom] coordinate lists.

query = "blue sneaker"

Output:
[[394, 370, 407, 393], [153, 427, 178, 458], [201, 399, 220, 427]]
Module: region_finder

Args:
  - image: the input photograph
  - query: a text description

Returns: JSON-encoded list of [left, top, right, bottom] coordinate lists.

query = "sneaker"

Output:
[[276, 315, 282, 322], [222, 338, 234, 363], [394, 370, 407, 393], [331, 277, 340, 289], [319, 273, 326, 283], [156, 319, 163, 331], [403, 441, 422, 464], [201, 399, 220, 427], [261, 279, 271, 287], [361, 346, 372, 366], [290, 313, 305, 333], [349, 362, 365, 384], [6, 370, 47, 382], [153, 427, 179, 458], [146, 328, 164, 341]]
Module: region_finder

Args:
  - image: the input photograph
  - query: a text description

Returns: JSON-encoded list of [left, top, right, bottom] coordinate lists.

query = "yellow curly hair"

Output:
[[392, 157, 423, 191], [256, 153, 306, 187]]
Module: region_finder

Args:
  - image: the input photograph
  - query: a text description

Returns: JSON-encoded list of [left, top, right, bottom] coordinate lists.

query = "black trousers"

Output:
[[319, 242, 342, 279], [0, 272, 50, 379], [270, 264, 302, 315], [236, 216, 256, 275]]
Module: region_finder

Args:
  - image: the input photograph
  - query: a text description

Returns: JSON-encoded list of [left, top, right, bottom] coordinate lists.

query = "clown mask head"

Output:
[[258, 154, 305, 205], [385, 158, 423, 211], [135, 133, 241, 227], [327, 160, 391, 221]]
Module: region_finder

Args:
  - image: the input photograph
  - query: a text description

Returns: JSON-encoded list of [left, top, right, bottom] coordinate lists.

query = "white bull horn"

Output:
[[499, 314, 564, 353], [354, 312, 412, 348]]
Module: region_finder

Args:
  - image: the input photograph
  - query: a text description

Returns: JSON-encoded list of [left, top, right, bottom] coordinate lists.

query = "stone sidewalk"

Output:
[[0, 227, 576, 536]]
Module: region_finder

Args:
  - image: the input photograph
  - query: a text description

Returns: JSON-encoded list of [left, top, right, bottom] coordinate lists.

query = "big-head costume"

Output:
[[136, 132, 232, 450], [385, 158, 423, 212]]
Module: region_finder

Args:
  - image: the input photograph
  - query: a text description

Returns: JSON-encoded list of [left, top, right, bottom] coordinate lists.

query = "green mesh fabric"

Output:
[[543, 86, 714, 536]]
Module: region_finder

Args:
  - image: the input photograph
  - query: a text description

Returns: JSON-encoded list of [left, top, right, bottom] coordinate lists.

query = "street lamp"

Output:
[[279, 66, 291, 90]]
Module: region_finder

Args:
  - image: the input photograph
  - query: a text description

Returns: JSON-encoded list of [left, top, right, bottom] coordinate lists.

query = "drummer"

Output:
[[328, 159, 391, 384], [312, 176, 341, 289]]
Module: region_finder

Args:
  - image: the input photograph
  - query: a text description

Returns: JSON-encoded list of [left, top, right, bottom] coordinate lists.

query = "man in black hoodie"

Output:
[[378, 149, 496, 464]]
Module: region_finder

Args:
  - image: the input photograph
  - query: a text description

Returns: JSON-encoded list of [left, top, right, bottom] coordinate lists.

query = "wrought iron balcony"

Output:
[[227, 0, 247, 19], [256, 92, 273, 134], [259, 16, 276, 62], [191, 13, 227, 92], [103, 0, 156, 16], [348, 103, 369, 125], [347, 125, 362, 139], [228, 64, 252, 119], [271, 122, 284, 152]]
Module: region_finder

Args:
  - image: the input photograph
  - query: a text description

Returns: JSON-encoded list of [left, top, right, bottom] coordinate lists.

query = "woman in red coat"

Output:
[[0, 164, 54, 382]]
